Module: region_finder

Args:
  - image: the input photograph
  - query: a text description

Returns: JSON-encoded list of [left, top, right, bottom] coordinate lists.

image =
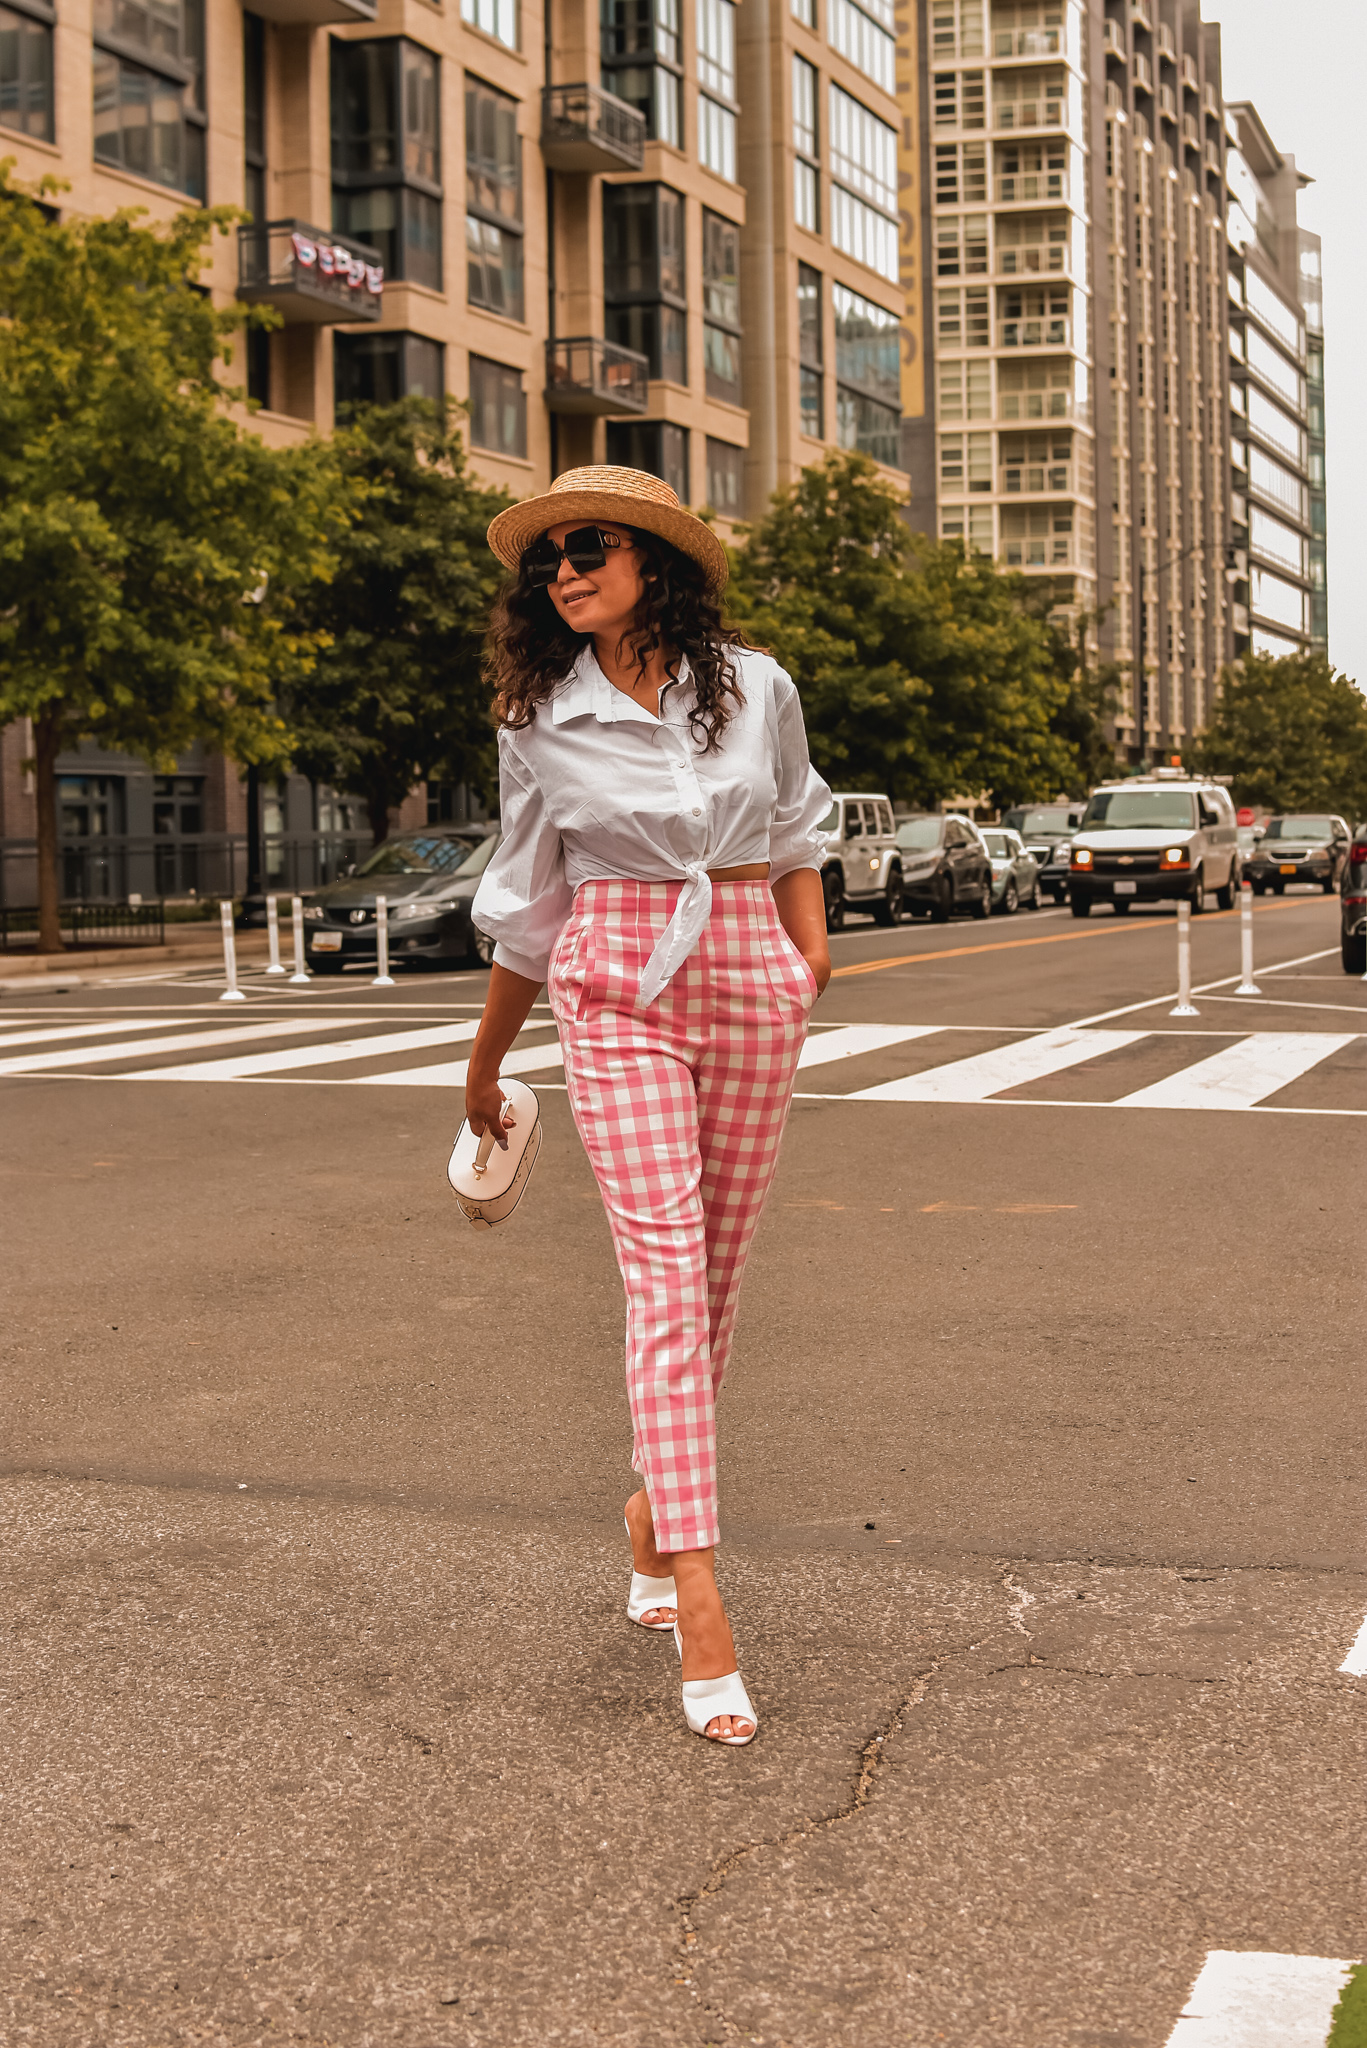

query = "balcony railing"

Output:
[[997, 245, 1070, 277], [1001, 463, 1074, 494], [1102, 18, 1123, 56], [1130, 0, 1153, 27], [1132, 50, 1152, 91], [1001, 317, 1070, 348], [540, 82, 646, 173], [995, 172, 1067, 204], [1180, 53, 1198, 90], [544, 336, 650, 415], [994, 99, 1064, 131], [1204, 140, 1222, 175], [992, 26, 1060, 55], [238, 220, 384, 324]]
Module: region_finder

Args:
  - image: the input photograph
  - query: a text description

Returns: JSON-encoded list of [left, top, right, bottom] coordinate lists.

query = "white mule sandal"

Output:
[[673, 1624, 758, 1746], [624, 1517, 677, 1631]]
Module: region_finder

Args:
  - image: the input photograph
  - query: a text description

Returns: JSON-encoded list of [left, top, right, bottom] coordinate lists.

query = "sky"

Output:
[[1211, 0, 1365, 681]]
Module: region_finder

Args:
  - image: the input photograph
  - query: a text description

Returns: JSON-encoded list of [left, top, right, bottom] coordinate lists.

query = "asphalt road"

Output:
[[2, 891, 1364, 2047]]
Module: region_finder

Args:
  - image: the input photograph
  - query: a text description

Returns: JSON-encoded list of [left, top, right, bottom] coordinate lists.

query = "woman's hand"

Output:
[[463, 961, 543, 1145], [771, 869, 831, 994]]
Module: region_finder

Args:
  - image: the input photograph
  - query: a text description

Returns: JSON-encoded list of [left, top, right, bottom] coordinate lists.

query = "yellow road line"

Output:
[[829, 898, 1311, 979]]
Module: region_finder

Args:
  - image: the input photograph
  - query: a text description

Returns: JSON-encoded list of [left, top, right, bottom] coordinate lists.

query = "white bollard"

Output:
[[288, 894, 310, 985], [1235, 879, 1260, 995], [372, 893, 395, 986], [1169, 897, 1198, 1017], [264, 893, 286, 976], [219, 899, 247, 1002]]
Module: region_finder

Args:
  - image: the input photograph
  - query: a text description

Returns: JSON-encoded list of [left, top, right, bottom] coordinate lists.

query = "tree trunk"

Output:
[[245, 763, 263, 898], [366, 787, 391, 846], [34, 710, 64, 955]]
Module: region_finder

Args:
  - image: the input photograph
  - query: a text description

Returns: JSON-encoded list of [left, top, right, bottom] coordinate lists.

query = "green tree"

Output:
[[727, 450, 1078, 808], [1191, 651, 1367, 819], [1036, 604, 1124, 793], [0, 166, 351, 951], [283, 397, 512, 843]]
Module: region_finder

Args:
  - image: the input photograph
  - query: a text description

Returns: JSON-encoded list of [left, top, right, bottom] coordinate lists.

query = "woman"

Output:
[[467, 466, 832, 1746]]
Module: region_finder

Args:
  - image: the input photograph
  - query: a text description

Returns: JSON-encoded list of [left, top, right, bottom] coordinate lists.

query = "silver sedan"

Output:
[[981, 828, 1041, 914]]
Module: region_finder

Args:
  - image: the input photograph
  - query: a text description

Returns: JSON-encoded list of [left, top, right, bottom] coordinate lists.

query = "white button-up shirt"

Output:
[[472, 643, 832, 1003]]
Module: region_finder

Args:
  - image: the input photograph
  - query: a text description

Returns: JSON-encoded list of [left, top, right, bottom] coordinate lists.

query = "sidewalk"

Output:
[[0, 926, 271, 989]]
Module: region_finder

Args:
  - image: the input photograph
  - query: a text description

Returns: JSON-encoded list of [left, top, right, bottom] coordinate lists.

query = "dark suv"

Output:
[[302, 827, 500, 973], [894, 814, 992, 922], [1002, 802, 1086, 904], [1342, 829, 1367, 974], [1247, 814, 1351, 896]]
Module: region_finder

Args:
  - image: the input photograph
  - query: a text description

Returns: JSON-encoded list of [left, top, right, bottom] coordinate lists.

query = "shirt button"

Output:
[[692, 807, 702, 816]]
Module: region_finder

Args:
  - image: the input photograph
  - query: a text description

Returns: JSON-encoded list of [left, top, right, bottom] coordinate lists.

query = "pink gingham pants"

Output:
[[547, 880, 816, 1553]]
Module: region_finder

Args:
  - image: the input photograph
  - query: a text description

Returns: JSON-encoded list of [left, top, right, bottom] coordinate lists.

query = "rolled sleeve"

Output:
[[471, 736, 573, 984], [767, 670, 833, 881]]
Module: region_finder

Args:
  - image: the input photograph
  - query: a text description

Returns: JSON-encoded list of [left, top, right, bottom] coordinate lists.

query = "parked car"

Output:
[[302, 827, 501, 972], [1067, 771, 1240, 916], [817, 794, 904, 930], [1246, 814, 1351, 896], [980, 828, 1041, 914], [894, 814, 992, 922], [1001, 802, 1087, 904], [1342, 828, 1367, 974]]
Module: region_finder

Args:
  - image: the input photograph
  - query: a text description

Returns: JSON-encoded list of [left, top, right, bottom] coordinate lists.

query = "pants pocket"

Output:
[[764, 923, 818, 1011]]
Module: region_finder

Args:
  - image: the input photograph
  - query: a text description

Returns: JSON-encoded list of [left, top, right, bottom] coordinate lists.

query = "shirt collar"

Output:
[[550, 645, 694, 727]]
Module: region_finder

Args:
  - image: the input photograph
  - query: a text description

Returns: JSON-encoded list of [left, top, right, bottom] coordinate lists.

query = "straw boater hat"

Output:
[[486, 465, 729, 599]]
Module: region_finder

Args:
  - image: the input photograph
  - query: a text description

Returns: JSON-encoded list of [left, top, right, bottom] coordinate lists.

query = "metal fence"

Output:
[[0, 901, 167, 951], [0, 834, 371, 909]]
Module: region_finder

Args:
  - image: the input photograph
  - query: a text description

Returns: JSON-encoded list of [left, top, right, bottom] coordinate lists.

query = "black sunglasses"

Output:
[[523, 526, 624, 587]]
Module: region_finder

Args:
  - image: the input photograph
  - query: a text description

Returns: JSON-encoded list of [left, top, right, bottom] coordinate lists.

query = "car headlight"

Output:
[[394, 900, 438, 921], [1161, 846, 1190, 867], [1072, 848, 1093, 868], [302, 904, 324, 921]]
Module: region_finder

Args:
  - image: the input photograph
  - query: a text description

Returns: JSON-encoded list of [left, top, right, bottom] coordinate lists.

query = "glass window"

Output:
[[0, 5, 54, 141], [792, 52, 817, 156], [605, 420, 690, 502], [698, 0, 735, 97], [699, 91, 736, 181], [828, 0, 895, 93], [799, 265, 822, 433], [607, 301, 686, 384], [462, 0, 518, 49], [703, 209, 742, 403], [1079, 791, 1197, 832], [59, 775, 127, 837], [468, 357, 527, 457], [335, 331, 445, 408], [833, 280, 899, 406], [705, 436, 744, 515], [604, 183, 685, 383], [331, 39, 443, 288], [828, 86, 898, 283], [791, 0, 816, 24], [465, 75, 521, 317], [93, 51, 205, 199], [601, 0, 682, 146], [836, 386, 899, 465]]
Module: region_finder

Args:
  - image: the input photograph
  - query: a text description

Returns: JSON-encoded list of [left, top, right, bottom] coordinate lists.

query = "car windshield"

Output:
[[1237, 827, 1259, 851], [1080, 791, 1197, 832], [1263, 816, 1335, 842], [354, 832, 492, 877], [896, 818, 942, 850], [1008, 807, 1076, 836], [981, 833, 1012, 858]]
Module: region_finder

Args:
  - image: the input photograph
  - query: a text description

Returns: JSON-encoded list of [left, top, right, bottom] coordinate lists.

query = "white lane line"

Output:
[[0, 1017, 195, 1049], [847, 1026, 1148, 1102], [797, 1024, 942, 1069], [1165, 1950, 1359, 2046], [0, 1018, 366, 1075], [353, 1038, 566, 1087], [1114, 1033, 1357, 1111], [1070, 948, 1341, 1027], [1339, 1614, 1367, 1677], [131, 1020, 485, 1082]]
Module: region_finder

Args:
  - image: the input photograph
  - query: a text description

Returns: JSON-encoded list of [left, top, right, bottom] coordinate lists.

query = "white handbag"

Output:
[[446, 1077, 542, 1230]]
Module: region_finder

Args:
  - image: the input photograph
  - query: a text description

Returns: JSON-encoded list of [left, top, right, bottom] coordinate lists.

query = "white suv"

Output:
[[817, 793, 904, 930], [1067, 771, 1240, 916]]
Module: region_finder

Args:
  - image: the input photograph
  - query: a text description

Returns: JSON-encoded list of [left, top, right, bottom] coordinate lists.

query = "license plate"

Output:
[[310, 930, 343, 951], [1279, 864, 1297, 875], [1114, 880, 1137, 895]]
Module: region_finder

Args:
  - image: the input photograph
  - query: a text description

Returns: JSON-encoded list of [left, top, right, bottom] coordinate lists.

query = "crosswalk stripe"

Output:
[[131, 1020, 485, 1082], [353, 1037, 566, 1087], [847, 1026, 1148, 1103], [796, 1024, 942, 1069], [0, 1017, 368, 1076], [1114, 1033, 1358, 1111], [0, 1017, 195, 1051], [1165, 1950, 1360, 2046]]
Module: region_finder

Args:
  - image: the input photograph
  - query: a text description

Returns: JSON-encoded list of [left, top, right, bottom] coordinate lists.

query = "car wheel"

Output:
[[1112, 898, 1131, 915], [1271, 879, 1286, 895], [929, 875, 953, 924], [970, 883, 990, 920], [1070, 893, 1091, 918], [1217, 868, 1239, 911], [1025, 880, 1041, 910], [998, 879, 1019, 916], [823, 868, 846, 932], [470, 928, 496, 967], [1189, 872, 1207, 915], [873, 871, 904, 927], [1323, 876, 1337, 895], [1343, 929, 1367, 975]]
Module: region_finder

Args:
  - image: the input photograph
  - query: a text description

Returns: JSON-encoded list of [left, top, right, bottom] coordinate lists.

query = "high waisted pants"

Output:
[[547, 880, 816, 1553]]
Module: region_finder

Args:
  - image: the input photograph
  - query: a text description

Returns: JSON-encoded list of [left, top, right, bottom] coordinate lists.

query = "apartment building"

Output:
[[0, 0, 913, 901], [1226, 101, 1324, 661]]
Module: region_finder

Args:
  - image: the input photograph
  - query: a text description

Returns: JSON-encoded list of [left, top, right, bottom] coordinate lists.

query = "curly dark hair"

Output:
[[486, 526, 750, 751]]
